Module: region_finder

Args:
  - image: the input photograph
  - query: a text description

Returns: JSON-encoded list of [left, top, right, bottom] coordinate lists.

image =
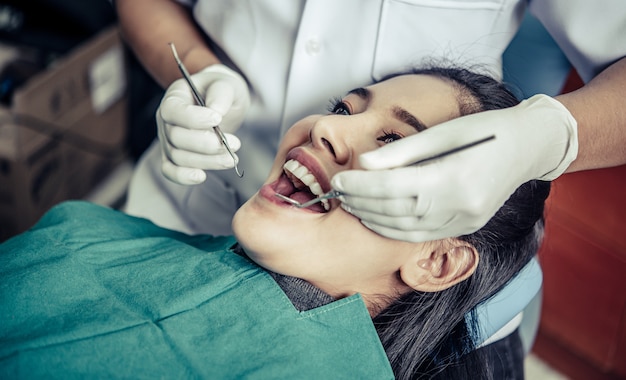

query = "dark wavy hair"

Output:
[[372, 67, 551, 379]]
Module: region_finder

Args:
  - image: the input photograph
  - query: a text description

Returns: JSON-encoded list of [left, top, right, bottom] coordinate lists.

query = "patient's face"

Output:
[[233, 74, 461, 299]]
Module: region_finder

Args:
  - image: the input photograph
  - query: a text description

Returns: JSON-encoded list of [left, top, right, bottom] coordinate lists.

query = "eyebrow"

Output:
[[392, 106, 427, 132], [348, 87, 427, 132], [348, 87, 371, 101]]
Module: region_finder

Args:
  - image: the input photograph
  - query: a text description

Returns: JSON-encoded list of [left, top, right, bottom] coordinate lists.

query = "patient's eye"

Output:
[[377, 130, 403, 144], [327, 98, 351, 115]]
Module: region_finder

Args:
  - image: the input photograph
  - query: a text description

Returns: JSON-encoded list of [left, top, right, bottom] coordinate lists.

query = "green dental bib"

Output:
[[0, 201, 394, 379]]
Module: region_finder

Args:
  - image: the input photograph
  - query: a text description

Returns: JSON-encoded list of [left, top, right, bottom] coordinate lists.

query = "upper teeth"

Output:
[[283, 159, 329, 211]]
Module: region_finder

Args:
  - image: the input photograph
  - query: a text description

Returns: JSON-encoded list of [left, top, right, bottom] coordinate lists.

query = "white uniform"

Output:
[[126, 0, 626, 235]]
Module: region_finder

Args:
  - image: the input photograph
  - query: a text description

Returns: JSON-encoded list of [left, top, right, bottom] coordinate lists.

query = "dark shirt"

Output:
[[232, 243, 335, 311]]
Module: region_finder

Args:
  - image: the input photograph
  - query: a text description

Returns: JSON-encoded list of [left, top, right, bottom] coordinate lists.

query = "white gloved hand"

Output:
[[331, 94, 578, 242], [157, 64, 250, 184]]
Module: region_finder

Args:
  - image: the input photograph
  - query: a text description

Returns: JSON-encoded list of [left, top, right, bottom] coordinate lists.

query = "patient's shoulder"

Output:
[[34, 201, 127, 230], [42, 200, 115, 219], [31, 200, 167, 242]]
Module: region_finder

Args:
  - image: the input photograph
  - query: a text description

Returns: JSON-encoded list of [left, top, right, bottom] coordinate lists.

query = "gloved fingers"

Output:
[[164, 144, 239, 171], [342, 204, 456, 232], [205, 80, 235, 116], [358, 219, 461, 243], [339, 194, 431, 218], [158, 121, 240, 170], [196, 65, 251, 134], [358, 114, 507, 171], [159, 88, 222, 130], [334, 150, 497, 203], [332, 167, 431, 198], [204, 80, 249, 133], [165, 124, 241, 154], [161, 151, 207, 185]]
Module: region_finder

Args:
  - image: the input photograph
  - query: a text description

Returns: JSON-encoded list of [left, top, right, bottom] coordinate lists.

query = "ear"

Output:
[[399, 240, 479, 292]]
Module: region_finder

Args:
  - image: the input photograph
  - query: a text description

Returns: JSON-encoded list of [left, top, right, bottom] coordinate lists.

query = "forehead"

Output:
[[364, 74, 461, 127]]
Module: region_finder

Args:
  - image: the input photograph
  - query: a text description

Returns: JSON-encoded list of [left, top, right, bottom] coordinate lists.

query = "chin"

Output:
[[232, 198, 254, 246], [232, 195, 275, 261]]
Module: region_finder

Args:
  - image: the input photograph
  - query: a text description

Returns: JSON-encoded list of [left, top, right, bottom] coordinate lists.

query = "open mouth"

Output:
[[274, 159, 330, 213]]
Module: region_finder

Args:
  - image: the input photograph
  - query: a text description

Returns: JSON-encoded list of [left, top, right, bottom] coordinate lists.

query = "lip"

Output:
[[259, 147, 336, 212], [284, 147, 332, 193]]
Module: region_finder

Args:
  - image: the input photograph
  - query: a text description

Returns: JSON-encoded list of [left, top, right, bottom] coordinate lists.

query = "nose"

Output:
[[309, 115, 351, 165]]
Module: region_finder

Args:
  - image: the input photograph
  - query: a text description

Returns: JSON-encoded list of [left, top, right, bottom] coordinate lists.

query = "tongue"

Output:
[[291, 190, 325, 213]]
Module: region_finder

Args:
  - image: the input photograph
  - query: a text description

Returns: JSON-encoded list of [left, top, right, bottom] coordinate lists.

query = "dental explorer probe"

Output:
[[275, 134, 496, 208], [169, 43, 244, 178]]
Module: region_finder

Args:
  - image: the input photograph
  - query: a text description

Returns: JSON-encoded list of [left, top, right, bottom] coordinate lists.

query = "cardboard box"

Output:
[[0, 26, 128, 241], [0, 134, 68, 239]]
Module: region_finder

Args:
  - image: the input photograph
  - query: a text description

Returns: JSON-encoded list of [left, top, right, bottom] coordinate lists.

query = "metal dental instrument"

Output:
[[169, 43, 244, 178], [275, 190, 343, 209], [275, 134, 495, 208]]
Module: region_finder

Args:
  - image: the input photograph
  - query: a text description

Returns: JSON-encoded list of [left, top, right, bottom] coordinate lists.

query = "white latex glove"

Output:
[[157, 64, 250, 184], [331, 94, 578, 242]]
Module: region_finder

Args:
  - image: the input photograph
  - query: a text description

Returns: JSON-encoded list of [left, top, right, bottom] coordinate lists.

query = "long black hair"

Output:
[[372, 66, 551, 379]]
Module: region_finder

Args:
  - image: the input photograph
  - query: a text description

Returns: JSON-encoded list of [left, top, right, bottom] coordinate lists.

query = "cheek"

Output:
[[233, 196, 409, 282], [232, 200, 321, 273], [311, 213, 398, 267], [324, 213, 421, 267]]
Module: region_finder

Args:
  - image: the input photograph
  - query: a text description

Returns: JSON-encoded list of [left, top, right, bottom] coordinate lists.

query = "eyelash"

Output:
[[327, 97, 404, 144], [378, 130, 403, 144], [327, 97, 350, 115]]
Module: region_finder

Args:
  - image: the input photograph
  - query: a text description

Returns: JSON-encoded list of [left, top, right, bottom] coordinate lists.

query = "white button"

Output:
[[305, 38, 321, 56]]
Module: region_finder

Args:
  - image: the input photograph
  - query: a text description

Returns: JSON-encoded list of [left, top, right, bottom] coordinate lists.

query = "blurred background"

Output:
[[0, 1, 624, 379]]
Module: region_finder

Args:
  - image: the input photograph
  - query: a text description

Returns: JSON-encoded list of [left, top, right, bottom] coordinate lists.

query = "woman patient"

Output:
[[0, 67, 548, 379]]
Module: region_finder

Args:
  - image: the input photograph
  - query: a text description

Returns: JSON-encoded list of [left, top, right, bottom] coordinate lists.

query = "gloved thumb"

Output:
[[205, 80, 233, 120], [198, 64, 251, 134], [332, 169, 400, 197]]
